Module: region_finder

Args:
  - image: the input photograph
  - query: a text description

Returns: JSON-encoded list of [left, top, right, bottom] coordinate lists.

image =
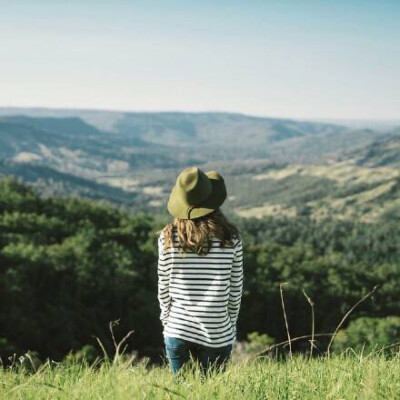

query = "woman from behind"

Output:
[[157, 166, 244, 378]]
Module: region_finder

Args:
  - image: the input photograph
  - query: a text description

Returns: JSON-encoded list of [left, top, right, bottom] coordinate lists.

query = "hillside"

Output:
[[2, 178, 400, 364], [230, 162, 400, 223], [342, 132, 400, 167], [0, 108, 385, 163], [0, 109, 399, 221]]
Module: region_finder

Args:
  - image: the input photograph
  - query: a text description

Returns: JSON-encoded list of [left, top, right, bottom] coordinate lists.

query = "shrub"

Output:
[[64, 345, 98, 365], [246, 331, 275, 356], [333, 316, 400, 353]]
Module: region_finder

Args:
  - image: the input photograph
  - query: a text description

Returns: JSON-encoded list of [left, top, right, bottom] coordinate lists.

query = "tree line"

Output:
[[1, 177, 399, 364]]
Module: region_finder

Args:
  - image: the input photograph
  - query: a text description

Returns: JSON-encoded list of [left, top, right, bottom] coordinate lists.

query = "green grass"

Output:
[[2, 353, 400, 400]]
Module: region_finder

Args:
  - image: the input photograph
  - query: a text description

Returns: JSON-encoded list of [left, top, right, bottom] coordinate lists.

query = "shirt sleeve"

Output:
[[228, 238, 244, 338], [157, 232, 172, 327]]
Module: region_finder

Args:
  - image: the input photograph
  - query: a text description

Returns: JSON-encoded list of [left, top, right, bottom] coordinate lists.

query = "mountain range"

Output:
[[0, 107, 399, 221]]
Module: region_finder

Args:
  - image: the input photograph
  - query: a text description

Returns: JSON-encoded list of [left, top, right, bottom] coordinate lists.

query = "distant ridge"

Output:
[[0, 107, 399, 220]]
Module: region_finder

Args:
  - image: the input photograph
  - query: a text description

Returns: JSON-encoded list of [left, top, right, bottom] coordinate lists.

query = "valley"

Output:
[[0, 107, 399, 223]]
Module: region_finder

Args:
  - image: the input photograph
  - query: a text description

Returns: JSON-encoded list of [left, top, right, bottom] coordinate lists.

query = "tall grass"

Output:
[[2, 352, 400, 400]]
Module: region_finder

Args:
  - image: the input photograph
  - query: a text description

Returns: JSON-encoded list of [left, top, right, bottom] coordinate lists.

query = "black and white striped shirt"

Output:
[[157, 230, 244, 348]]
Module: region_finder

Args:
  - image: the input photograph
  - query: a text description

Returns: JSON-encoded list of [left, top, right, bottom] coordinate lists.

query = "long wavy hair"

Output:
[[162, 209, 240, 255]]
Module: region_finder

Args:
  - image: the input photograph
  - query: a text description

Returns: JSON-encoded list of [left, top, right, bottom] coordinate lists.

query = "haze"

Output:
[[1, 0, 399, 120]]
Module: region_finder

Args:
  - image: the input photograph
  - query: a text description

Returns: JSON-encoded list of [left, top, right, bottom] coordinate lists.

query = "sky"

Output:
[[0, 0, 399, 120]]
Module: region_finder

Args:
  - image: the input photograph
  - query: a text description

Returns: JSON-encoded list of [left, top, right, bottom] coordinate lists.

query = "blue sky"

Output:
[[0, 0, 399, 119]]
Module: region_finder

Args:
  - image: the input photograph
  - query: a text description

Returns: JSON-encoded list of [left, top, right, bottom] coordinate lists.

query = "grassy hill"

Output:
[[228, 161, 400, 222]]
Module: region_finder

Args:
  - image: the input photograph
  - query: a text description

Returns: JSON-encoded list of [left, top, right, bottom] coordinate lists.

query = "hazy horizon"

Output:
[[1, 0, 399, 120], [1, 105, 400, 127]]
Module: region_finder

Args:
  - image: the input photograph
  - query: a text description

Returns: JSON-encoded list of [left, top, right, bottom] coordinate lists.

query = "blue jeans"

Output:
[[164, 335, 233, 376]]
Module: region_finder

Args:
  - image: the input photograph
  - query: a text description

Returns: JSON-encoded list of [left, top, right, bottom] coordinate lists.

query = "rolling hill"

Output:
[[342, 131, 400, 168], [0, 107, 399, 222], [0, 108, 381, 163]]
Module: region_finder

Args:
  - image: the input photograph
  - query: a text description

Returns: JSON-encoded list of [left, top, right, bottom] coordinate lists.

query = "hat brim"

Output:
[[167, 171, 227, 219]]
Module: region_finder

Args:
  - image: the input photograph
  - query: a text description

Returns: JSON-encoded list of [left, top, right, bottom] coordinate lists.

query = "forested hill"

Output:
[[1, 177, 400, 363], [1, 109, 399, 220], [342, 131, 400, 167]]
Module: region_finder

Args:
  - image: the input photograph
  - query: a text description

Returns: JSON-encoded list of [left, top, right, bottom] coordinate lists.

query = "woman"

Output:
[[157, 166, 244, 376]]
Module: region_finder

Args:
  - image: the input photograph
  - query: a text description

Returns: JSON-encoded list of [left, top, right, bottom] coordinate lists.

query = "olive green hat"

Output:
[[167, 166, 227, 219]]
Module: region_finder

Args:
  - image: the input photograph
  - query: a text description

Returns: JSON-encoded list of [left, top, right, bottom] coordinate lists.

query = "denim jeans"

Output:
[[164, 335, 233, 376]]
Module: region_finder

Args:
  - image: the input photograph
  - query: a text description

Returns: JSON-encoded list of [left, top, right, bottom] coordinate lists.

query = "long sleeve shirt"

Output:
[[157, 229, 244, 347]]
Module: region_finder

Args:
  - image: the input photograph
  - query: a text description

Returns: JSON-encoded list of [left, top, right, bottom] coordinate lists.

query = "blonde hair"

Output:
[[162, 209, 240, 255]]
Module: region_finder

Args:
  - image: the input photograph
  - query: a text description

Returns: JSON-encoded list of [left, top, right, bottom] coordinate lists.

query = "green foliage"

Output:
[[333, 317, 400, 354], [64, 345, 98, 365], [233, 214, 400, 350], [246, 332, 275, 355], [1, 177, 400, 364], [0, 177, 160, 363]]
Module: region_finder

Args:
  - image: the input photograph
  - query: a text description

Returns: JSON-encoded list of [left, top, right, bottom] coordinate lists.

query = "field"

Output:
[[2, 353, 400, 400]]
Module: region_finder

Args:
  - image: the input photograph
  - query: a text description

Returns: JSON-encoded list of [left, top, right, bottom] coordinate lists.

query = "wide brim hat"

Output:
[[167, 166, 227, 219]]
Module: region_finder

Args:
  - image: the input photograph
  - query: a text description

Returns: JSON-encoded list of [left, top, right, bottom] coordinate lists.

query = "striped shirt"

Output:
[[157, 230, 244, 348]]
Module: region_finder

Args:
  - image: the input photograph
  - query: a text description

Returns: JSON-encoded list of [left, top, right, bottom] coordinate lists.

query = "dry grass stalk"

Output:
[[93, 320, 135, 365], [327, 285, 379, 356], [302, 289, 316, 359], [279, 282, 292, 360]]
